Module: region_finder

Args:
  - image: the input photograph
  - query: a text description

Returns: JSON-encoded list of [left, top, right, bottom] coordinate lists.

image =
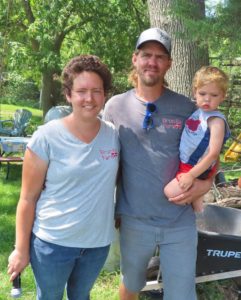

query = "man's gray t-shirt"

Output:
[[104, 88, 196, 228]]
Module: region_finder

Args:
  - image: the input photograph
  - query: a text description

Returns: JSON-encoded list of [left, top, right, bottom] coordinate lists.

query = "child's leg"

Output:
[[164, 178, 184, 198], [192, 196, 204, 213], [165, 178, 204, 212]]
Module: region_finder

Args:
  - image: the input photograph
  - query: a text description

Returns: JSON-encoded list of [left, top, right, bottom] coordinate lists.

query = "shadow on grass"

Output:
[[0, 215, 15, 258], [0, 164, 21, 264], [0, 165, 21, 214], [0, 163, 23, 182]]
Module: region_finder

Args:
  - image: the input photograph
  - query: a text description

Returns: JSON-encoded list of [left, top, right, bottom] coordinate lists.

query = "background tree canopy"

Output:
[[0, 0, 149, 115]]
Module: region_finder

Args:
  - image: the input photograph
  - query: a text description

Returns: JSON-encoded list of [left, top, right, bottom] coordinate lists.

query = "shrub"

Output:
[[1, 72, 40, 103]]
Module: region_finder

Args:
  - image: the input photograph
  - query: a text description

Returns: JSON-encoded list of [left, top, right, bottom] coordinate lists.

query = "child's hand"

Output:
[[177, 173, 195, 191]]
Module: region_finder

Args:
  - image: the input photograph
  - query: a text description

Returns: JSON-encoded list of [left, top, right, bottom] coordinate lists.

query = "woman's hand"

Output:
[[8, 249, 30, 281]]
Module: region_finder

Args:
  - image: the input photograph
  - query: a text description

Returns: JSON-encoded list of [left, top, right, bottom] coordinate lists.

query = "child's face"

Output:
[[194, 82, 226, 112]]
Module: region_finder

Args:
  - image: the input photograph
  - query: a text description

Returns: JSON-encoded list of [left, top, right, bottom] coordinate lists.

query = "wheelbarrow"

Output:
[[142, 204, 241, 296]]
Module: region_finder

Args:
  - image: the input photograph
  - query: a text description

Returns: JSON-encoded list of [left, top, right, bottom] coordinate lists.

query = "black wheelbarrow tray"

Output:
[[142, 204, 241, 292]]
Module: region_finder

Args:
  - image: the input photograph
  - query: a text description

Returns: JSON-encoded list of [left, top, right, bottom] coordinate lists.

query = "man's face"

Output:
[[132, 41, 172, 87]]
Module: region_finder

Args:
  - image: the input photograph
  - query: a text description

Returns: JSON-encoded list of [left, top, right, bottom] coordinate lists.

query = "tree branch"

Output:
[[21, 0, 35, 24], [21, 0, 40, 51]]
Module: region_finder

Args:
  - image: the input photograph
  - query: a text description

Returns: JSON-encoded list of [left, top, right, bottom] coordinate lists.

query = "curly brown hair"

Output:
[[62, 55, 112, 97]]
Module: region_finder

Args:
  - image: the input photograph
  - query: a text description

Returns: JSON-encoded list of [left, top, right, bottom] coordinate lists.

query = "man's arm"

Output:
[[169, 158, 220, 206], [169, 176, 213, 205]]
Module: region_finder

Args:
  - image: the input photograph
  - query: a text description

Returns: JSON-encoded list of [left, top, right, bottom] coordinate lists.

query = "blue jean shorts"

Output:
[[30, 234, 110, 300], [120, 216, 197, 300]]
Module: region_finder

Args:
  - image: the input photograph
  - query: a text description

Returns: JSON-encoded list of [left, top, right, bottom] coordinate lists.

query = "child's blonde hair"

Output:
[[192, 66, 229, 96]]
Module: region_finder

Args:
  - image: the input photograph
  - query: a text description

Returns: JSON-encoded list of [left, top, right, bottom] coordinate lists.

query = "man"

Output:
[[103, 28, 213, 300]]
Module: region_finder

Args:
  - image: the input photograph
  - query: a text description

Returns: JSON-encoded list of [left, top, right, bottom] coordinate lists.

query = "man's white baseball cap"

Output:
[[136, 28, 172, 55]]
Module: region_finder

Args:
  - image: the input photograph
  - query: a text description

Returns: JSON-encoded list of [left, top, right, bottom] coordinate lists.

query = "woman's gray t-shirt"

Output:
[[28, 119, 119, 247]]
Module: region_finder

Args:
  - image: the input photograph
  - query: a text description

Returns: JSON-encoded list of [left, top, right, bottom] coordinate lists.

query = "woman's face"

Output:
[[66, 71, 105, 120]]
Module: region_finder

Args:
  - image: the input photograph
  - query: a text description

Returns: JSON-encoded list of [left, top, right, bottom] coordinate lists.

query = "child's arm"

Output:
[[178, 117, 225, 191]]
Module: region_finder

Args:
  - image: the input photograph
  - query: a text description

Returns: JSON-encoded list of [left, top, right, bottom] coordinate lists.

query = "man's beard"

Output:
[[138, 71, 163, 87]]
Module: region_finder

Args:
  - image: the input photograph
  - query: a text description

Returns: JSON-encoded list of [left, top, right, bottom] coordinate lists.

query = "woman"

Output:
[[8, 55, 119, 300]]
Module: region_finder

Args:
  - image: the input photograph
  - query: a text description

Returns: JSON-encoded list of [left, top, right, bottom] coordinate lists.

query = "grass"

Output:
[[0, 103, 240, 299]]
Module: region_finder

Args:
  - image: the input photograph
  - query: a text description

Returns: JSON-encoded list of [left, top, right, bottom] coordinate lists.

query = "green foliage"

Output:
[[1, 72, 39, 102], [0, 0, 149, 76], [208, 0, 241, 58], [197, 281, 225, 300], [206, 53, 241, 140], [111, 72, 132, 97], [58, 0, 150, 76], [170, 0, 241, 60], [0, 0, 149, 113]]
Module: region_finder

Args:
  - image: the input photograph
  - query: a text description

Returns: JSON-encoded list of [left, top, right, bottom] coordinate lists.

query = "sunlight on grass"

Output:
[[91, 270, 120, 300], [0, 104, 42, 118]]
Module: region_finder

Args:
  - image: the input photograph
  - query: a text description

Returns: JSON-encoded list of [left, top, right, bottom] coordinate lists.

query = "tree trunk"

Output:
[[40, 70, 56, 117], [147, 0, 209, 97]]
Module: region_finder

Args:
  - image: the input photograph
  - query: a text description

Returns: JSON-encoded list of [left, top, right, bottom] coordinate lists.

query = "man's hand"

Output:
[[168, 177, 213, 206]]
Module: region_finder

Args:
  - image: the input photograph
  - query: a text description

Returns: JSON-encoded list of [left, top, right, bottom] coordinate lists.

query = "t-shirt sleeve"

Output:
[[103, 99, 114, 123], [27, 126, 50, 162]]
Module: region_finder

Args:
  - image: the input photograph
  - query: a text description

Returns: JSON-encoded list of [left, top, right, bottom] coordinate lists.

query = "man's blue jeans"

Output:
[[30, 234, 110, 300]]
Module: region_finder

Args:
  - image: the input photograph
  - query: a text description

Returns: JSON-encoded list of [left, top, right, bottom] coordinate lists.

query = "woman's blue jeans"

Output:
[[30, 234, 110, 300]]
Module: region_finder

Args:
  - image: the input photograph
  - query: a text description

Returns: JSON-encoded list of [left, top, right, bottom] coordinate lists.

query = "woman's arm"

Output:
[[8, 149, 48, 281]]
